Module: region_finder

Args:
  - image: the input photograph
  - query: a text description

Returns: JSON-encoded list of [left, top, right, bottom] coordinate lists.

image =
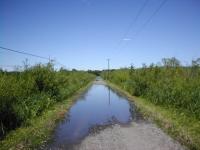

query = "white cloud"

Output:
[[123, 38, 132, 41]]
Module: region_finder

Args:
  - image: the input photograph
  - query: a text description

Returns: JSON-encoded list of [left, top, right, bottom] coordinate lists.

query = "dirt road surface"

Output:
[[73, 121, 185, 150]]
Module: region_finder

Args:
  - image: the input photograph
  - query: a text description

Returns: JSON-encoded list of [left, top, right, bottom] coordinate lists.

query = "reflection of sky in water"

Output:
[[50, 84, 137, 147]]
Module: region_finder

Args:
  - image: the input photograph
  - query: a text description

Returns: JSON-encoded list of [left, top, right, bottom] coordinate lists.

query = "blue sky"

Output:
[[0, 0, 200, 70]]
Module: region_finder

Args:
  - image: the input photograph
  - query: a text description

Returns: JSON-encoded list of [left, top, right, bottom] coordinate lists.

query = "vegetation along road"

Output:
[[0, 57, 200, 150]]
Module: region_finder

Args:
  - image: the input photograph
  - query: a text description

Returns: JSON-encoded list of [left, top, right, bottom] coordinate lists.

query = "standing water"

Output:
[[47, 79, 140, 149]]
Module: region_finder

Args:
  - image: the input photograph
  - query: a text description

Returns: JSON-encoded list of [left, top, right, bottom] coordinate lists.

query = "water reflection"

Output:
[[48, 84, 139, 149]]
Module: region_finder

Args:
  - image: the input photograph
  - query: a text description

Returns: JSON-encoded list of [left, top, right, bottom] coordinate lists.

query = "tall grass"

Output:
[[101, 58, 200, 120], [0, 63, 95, 138]]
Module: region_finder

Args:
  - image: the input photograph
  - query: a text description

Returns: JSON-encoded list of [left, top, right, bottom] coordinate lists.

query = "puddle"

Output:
[[47, 81, 142, 149]]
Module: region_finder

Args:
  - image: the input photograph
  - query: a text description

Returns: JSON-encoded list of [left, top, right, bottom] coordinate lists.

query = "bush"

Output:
[[0, 64, 95, 138], [101, 58, 200, 120]]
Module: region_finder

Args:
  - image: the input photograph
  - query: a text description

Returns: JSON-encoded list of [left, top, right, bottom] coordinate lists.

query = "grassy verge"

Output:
[[107, 81, 200, 150], [0, 82, 93, 150]]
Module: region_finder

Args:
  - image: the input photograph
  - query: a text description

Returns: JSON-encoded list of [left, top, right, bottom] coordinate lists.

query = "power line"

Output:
[[0, 46, 67, 68], [115, 0, 168, 53], [115, 0, 149, 50], [133, 0, 168, 38], [0, 46, 49, 60]]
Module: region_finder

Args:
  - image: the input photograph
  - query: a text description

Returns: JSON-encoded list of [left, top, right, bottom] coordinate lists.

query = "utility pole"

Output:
[[49, 56, 51, 64], [107, 58, 110, 80]]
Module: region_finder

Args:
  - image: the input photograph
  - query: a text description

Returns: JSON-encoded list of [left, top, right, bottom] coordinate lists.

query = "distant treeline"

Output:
[[101, 57, 200, 119], [0, 63, 95, 139], [87, 70, 101, 76]]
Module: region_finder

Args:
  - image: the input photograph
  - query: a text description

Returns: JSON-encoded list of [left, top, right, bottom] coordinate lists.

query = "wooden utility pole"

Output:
[[107, 59, 110, 80]]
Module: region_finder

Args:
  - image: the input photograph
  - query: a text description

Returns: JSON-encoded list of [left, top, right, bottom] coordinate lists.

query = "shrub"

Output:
[[0, 64, 95, 138], [101, 58, 200, 120]]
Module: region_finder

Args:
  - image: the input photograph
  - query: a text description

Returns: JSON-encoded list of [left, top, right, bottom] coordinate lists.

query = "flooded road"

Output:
[[48, 81, 139, 149], [47, 80, 185, 150]]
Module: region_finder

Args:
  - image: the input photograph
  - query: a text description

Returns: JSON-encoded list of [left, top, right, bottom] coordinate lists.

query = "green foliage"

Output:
[[0, 64, 95, 138], [101, 58, 200, 120], [87, 70, 102, 76]]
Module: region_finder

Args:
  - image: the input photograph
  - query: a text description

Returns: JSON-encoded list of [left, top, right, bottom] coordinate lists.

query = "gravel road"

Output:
[[73, 121, 185, 150]]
